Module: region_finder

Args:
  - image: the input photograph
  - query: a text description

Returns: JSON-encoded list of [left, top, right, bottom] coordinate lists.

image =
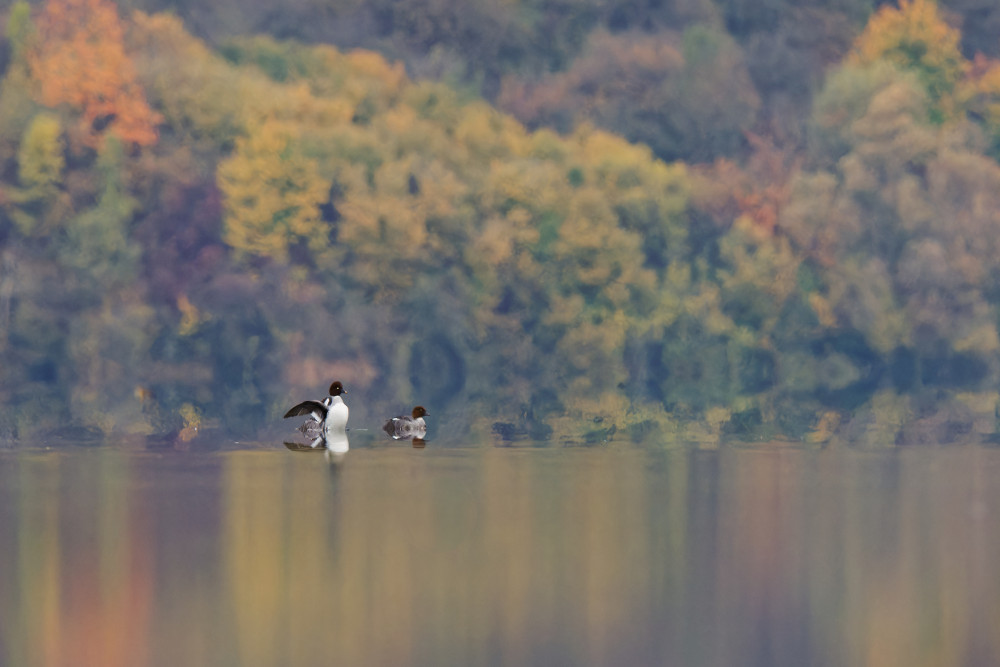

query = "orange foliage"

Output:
[[29, 0, 162, 148], [735, 186, 786, 236]]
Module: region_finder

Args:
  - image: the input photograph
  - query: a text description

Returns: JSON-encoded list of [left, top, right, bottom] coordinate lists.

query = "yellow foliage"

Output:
[[18, 113, 63, 193], [344, 49, 407, 96], [955, 391, 1000, 416], [218, 119, 329, 262], [454, 103, 530, 159], [528, 128, 568, 162], [177, 293, 207, 336], [574, 125, 659, 185], [376, 105, 452, 158], [850, 0, 964, 112], [333, 155, 476, 296], [805, 410, 842, 444], [704, 406, 732, 430], [278, 83, 355, 128], [954, 324, 1000, 353], [179, 402, 201, 429], [473, 215, 516, 266], [683, 285, 733, 336], [482, 159, 566, 213], [339, 159, 460, 249], [178, 402, 201, 441], [720, 217, 800, 307], [809, 293, 838, 328], [470, 208, 540, 270], [9, 112, 65, 235]]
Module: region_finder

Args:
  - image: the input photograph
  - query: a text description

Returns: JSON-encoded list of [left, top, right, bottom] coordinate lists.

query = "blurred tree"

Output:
[[67, 290, 156, 435], [780, 38, 1000, 440], [809, 60, 920, 167], [7, 112, 68, 236], [741, 6, 861, 145], [13, 1, 1000, 442], [128, 12, 265, 151], [0, 250, 77, 438], [6, 1, 34, 66], [59, 137, 141, 289], [956, 53, 1000, 157], [850, 0, 964, 121], [218, 119, 330, 263], [498, 27, 759, 163], [0, 2, 43, 178], [29, 0, 162, 148]]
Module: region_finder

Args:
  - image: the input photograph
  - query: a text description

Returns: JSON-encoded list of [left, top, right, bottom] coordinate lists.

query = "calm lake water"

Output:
[[2, 439, 1000, 667]]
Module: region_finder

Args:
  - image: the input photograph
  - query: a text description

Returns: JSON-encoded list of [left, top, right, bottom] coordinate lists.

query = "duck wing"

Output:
[[284, 400, 328, 420]]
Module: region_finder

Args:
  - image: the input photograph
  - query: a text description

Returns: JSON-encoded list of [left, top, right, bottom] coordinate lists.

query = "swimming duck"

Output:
[[284, 381, 349, 447], [383, 406, 428, 440]]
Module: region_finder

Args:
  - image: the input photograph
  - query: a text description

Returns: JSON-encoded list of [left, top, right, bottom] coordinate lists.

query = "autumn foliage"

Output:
[[29, 0, 161, 148], [6, 0, 1000, 445], [850, 0, 964, 120]]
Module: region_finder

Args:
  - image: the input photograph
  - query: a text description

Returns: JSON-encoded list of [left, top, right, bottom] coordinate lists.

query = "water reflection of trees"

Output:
[[5, 447, 1000, 665]]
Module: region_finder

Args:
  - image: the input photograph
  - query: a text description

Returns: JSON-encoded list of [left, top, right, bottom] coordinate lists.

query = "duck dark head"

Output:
[[411, 406, 428, 419], [329, 381, 346, 396]]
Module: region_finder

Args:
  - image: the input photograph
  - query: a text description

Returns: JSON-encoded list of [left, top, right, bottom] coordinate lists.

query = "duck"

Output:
[[383, 405, 428, 440], [284, 381, 349, 447]]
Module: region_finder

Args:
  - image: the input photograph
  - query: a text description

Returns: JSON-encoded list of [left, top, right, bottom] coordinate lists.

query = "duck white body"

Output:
[[323, 395, 349, 433], [383, 406, 428, 440], [285, 381, 349, 448]]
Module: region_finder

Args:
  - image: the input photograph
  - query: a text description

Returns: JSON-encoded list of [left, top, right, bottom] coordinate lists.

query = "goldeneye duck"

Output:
[[383, 406, 428, 440], [284, 381, 349, 444]]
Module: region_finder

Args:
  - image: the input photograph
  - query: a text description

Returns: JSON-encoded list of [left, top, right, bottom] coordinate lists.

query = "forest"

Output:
[[1, 0, 1000, 445]]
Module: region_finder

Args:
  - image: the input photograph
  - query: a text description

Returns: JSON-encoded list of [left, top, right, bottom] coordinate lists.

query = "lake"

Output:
[[2, 438, 999, 666]]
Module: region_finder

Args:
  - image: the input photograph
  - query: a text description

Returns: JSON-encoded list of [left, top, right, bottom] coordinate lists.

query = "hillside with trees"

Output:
[[1, 0, 999, 445]]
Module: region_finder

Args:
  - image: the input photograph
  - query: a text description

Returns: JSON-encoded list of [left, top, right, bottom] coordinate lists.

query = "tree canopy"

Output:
[[1, 0, 1000, 446]]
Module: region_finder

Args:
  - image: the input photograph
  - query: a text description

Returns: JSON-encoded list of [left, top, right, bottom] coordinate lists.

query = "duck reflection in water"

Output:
[[284, 430, 350, 462], [383, 406, 429, 448]]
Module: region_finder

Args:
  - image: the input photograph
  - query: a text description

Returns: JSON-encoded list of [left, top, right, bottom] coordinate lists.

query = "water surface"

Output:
[[2, 441, 999, 666]]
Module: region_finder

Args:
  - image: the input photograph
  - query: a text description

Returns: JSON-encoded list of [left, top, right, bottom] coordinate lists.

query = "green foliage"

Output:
[[128, 12, 264, 149], [60, 138, 141, 289], [810, 61, 924, 166], [6, 1, 35, 65]]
